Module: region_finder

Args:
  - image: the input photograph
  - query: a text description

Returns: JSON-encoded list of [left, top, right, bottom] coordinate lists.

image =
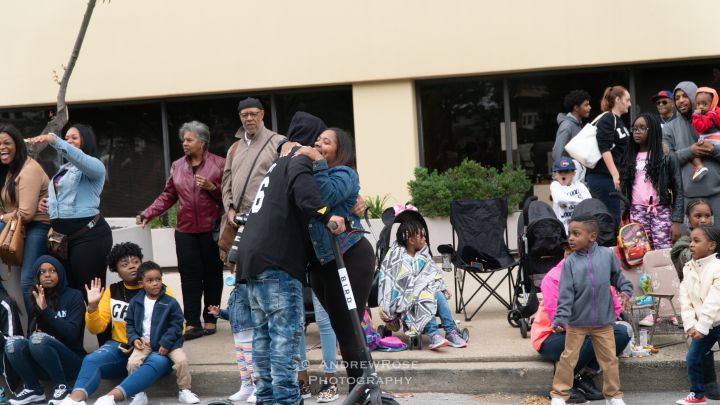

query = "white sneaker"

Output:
[[247, 387, 256, 403], [606, 398, 627, 405], [128, 392, 148, 405], [638, 314, 654, 326], [550, 398, 566, 405], [178, 389, 200, 404], [92, 396, 116, 405], [229, 383, 255, 401], [56, 397, 85, 405]]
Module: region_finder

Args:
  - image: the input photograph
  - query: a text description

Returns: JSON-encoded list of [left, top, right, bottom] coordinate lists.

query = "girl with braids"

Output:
[[678, 225, 720, 405], [5, 255, 85, 405], [378, 219, 466, 351], [620, 112, 684, 249]]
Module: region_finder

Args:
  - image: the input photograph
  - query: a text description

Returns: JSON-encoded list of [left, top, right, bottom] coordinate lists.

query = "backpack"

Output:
[[617, 222, 651, 267]]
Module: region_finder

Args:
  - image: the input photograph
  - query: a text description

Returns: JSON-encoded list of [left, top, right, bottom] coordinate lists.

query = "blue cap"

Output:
[[553, 157, 576, 172]]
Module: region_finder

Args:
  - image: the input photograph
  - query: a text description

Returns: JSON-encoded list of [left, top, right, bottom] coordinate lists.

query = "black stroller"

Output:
[[508, 196, 567, 338], [372, 207, 469, 350], [571, 198, 617, 247]]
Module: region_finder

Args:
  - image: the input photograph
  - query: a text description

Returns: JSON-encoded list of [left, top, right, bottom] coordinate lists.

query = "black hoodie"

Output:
[[287, 111, 327, 147], [29, 255, 86, 356]]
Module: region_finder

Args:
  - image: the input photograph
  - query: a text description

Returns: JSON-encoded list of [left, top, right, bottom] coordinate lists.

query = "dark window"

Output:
[[418, 79, 504, 172], [274, 88, 354, 135]]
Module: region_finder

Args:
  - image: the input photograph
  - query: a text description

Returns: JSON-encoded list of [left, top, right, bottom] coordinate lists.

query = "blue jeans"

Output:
[[227, 283, 253, 333], [424, 291, 457, 336], [298, 292, 337, 374], [538, 323, 630, 375], [585, 173, 621, 228], [0, 221, 51, 317], [686, 326, 720, 397], [247, 269, 304, 405], [115, 351, 173, 399], [72, 340, 128, 398], [5, 333, 83, 388]]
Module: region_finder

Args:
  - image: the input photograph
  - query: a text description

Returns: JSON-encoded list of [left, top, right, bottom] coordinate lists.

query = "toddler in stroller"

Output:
[[378, 216, 468, 350]]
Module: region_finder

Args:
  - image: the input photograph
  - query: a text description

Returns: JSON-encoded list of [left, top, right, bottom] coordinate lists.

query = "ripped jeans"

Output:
[[5, 333, 83, 389], [247, 268, 304, 405]]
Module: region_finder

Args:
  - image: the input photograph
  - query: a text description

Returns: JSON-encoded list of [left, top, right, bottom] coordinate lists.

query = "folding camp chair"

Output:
[[438, 199, 519, 321]]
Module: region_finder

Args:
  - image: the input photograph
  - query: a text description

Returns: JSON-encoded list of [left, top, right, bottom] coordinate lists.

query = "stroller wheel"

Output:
[[520, 318, 529, 339], [507, 310, 521, 328], [461, 328, 470, 342]]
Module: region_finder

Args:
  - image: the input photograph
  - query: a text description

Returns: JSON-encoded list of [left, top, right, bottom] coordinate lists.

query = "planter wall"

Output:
[[151, 228, 178, 268]]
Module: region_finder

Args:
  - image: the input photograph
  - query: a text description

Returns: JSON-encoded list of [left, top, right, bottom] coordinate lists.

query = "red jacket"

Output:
[[142, 151, 225, 233]]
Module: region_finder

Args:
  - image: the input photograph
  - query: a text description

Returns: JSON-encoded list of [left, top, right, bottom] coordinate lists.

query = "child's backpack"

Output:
[[617, 222, 651, 268]]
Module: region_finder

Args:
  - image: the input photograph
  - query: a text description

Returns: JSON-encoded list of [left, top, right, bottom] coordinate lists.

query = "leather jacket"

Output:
[[142, 151, 225, 233]]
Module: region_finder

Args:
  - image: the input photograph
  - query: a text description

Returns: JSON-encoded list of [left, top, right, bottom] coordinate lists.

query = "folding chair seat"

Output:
[[438, 199, 519, 321]]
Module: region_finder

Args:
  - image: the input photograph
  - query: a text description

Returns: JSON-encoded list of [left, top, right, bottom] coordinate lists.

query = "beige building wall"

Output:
[[2, 0, 720, 107], [353, 80, 418, 204]]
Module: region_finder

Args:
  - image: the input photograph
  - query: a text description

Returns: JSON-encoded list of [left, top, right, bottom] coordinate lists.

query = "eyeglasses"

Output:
[[656, 100, 670, 106], [631, 126, 649, 133], [39, 268, 57, 275], [240, 112, 260, 119]]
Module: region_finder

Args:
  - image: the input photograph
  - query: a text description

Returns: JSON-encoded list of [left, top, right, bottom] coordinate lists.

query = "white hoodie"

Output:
[[550, 180, 591, 232], [680, 253, 720, 335]]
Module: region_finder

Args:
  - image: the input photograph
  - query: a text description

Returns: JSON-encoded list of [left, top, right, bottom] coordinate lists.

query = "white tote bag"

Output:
[[564, 112, 608, 169]]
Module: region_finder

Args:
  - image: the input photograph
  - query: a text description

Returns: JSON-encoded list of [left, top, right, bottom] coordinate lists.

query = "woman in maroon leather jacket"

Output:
[[137, 120, 225, 340]]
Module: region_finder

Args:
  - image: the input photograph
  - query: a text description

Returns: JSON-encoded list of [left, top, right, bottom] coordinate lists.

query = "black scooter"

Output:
[[327, 222, 400, 405]]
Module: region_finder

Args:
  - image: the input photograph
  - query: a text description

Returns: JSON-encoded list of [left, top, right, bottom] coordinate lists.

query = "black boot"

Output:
[[566, 387, 587, 404], [574, 375, 604, 401], [703, 352, 720, 400]]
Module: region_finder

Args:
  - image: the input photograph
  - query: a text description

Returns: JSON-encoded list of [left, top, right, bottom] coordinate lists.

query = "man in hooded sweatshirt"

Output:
[[663, 81, 720, 400], [552, 89, 592, 162]]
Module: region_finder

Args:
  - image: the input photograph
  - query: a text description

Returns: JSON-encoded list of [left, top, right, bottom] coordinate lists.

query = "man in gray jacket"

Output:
[[663, 82, 720, 226], [551, 89, 592, 162]]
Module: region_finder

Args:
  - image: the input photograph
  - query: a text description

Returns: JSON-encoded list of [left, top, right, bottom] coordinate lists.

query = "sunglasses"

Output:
[[656, 100, 670, 106]]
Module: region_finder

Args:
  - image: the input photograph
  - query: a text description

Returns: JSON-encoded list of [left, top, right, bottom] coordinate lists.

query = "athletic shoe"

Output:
[[178, 389, 200, 404], [57, 397, 86, 405], [246, 389, 256, 403], [668, 315, 680, 326], [8, 387, 44, 405], [428, 333, 449, 350], [550, 398, 566, 405], [445, 329, 468, 348], [128, 392, 148, 405], [91, 396, 115, 405], [299, 380, 312, 399], [229, 382, 255, 401], [638, 314, 654, 326], [676, 392, 707, 404], [50, 384, 69, 403], [694, 166, 709, 182], [605, 399, 627, 405], [574, 375, 603, 401], [316, 382, 339, 403]]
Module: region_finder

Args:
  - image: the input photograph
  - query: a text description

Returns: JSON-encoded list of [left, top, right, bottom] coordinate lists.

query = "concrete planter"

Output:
[[150, 228, 177, 268]]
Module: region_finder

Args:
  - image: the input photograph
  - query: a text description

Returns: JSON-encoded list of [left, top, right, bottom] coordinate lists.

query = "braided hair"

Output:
[[396, 220, 426, 248], [692, 225, 720, 255], [620, 113, 667, 201], [686, 198, 713, 217]]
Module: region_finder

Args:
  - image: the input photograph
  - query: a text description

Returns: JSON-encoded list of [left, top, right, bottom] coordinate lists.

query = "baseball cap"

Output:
[[651, 90, 673, 102], [552, 157, 576, 172]]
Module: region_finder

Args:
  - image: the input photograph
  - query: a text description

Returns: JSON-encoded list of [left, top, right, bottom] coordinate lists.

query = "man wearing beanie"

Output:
[[220, 97, 286, 260]]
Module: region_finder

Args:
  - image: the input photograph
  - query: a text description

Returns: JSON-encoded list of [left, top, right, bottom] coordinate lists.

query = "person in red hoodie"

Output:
[[690, 87, 720, 182]]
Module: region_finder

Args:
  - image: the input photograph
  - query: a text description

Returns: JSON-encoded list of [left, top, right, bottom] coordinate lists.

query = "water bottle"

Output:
[[442, 253, 452, 272], [639, 328, 648, 347]]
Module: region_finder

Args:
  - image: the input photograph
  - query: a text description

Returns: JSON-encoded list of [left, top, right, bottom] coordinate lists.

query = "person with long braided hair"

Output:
[[620, 112, 684, 248]]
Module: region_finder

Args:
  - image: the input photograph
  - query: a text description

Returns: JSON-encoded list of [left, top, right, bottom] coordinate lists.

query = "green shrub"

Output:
[[364, 194, 391, 219], [407, 159, 531, 217], [149, 204, 178, 229]]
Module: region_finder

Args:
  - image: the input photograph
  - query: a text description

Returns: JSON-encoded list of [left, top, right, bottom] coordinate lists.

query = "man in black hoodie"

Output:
[[663, 81, 720, 399], [235, 114, 344, 405]]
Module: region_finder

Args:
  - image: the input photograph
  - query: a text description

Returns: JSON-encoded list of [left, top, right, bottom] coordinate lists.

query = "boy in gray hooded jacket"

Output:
[[549, 215, 633, 405]]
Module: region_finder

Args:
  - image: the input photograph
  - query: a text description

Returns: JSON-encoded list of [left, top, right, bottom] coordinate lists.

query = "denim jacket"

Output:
[[308, 160, 363, 265], [47, 136, 106, 219]]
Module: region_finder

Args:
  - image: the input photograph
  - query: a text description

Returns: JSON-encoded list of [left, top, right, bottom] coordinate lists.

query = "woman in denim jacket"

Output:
[[294, 127, 375, 394], [30, 125, 113, 299]]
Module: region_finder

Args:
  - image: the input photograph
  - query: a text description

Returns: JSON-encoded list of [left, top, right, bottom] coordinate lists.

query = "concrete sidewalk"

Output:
[[94, 268, 694, 398]]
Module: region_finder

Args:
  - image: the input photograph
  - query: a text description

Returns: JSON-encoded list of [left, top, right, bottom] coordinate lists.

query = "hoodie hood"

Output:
[[696, 86, 719, 112], [33, 255, 68, 294], [287, 111, 327, 147], [557, 112, 581, 126], [674, 81, 698, 114]]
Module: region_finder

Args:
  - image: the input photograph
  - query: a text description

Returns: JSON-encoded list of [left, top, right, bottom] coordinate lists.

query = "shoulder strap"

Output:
[[236, 134, 277, 213], [590, 111, 609, 126]]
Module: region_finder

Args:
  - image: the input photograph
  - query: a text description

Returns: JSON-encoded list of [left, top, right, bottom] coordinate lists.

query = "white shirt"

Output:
[[551, 180, 591, 232], [142, 296, 157, 341]]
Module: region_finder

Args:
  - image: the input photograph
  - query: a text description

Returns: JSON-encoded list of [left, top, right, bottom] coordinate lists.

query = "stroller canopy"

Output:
[[571, 198, 616, 247]]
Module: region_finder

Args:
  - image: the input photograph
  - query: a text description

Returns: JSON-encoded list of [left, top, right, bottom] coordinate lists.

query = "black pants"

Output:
[[175, 231, 223, 327], [66, 218, 113, 294], [309, 237, 375, 390]]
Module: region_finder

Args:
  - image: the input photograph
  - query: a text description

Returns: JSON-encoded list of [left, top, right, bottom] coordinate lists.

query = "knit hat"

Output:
[[237, 97, 263, 112]]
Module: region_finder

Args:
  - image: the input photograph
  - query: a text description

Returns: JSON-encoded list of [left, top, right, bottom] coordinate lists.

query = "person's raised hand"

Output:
[[33, 284, 46, 310], [292, 146, 323, 161], [85, 277, 105, 312], [207, 305, 220, 316], [27, 134, 56, 145]]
